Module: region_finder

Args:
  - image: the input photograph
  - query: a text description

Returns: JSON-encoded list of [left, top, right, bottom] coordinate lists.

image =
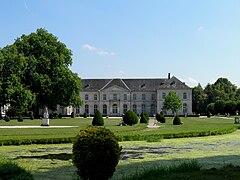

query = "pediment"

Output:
[[103, 85, 129, 92]]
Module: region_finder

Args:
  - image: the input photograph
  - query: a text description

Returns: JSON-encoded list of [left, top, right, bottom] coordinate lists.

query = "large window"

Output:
[[142, 104, 146, 113], [124, 94, 127, 101], [94, 104, 98, 113], [183, 92, 187, 100], [85, 94, 89, 100], [151, 104, 155, 115], [94, 94, 98, 101], [113, 94, 117, 101], [162, 92, 166, 99], [133, 104, 137, 113], [85, 104, 89, 114], [112, 104, 118, 114], [103, 104, 107, 115], [133, 94, 137, 100], [103, 94, 107, 101], [123, 104, 128, 114], [142, 94, 146, 100], [183, 103, 188, 114], [151, 94, 156, 100]]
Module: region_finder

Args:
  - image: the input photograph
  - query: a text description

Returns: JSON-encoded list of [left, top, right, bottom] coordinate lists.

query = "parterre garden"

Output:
[[1, 116, 240, 179]]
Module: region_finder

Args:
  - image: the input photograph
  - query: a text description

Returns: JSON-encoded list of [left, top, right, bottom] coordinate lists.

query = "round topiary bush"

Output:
[[140, 113, 149, 123], [123, 110, 138, 126], [207, 112, 211, 118], [58, 114, 62, 119], [92, 110, 104, 126], [83, 112, 88, 118], [71, 112, 75, 118], [173, 115, 182, 125], [72, 126, 122, 180]]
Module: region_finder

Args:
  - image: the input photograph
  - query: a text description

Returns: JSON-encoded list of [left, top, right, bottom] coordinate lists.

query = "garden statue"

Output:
[[41, 107, 49, 126]]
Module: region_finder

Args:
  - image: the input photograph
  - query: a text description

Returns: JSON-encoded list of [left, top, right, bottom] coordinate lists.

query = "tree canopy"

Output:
[[0, 28, 82, 115], [163, 91, 183, 114]]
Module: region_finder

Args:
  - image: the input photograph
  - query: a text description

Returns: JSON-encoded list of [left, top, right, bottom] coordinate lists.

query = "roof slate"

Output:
[[81, 77, 191, 91]]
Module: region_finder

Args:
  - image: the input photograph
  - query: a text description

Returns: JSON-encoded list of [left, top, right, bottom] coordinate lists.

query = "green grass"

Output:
[[0, 117, 239, 145]]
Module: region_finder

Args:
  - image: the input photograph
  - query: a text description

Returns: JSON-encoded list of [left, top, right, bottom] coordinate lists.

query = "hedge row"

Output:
[[0, 126, 238, 146]]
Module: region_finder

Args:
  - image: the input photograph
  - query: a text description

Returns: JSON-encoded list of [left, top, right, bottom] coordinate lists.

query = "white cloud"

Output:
[[82, 44, 115, 56], [23, 0, 29, 11], [181, 77, 199, 87]]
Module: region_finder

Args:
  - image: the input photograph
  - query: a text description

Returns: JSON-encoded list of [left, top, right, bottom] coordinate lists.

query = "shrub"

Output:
[[58, 114, 62, 119], [30, 113, 34, 120], [4, 116, 10, 122], [17, 115, 23, 122], [156, 113, 166, 123], [71, 112, 75, 118], [83, 112, 88, 118], [123, 110, 138, 125], [72, 126, 122, 180], [140, 113, 148, 123], [92, 110, 104, 126], [173, 116, 182, 125], [207, 112, 211, 118], [0, 158, 33, 180]]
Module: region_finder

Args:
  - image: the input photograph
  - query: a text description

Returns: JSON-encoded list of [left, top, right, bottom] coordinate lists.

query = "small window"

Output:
[[142, 94, 146, 100], [124, 94, 127, 101], [133, 94, 137, 100], [113, 94, 117, 101], [103, 94, 107, 101], [183, 92, 187, 100], [94, 94, 97, 101], [162, 92, 166, 99], [85, 94, 89, 100]]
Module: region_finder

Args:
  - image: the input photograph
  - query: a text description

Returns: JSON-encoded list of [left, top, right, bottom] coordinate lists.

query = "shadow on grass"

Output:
[[32, 155, 240, 180]]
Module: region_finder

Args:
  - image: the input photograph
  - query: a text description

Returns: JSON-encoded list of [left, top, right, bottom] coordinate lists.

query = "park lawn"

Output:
[[0, 117, 238, 143]]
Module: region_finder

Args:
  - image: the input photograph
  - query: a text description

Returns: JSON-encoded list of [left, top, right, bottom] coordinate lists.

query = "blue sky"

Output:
[[1, 0, 240, 87]]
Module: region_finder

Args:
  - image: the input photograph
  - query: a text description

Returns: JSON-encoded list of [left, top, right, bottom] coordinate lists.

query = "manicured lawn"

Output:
[[0, 117, 238, 144]]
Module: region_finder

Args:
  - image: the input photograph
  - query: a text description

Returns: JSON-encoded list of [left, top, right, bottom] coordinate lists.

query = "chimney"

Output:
[[168, 73, 170, 79]]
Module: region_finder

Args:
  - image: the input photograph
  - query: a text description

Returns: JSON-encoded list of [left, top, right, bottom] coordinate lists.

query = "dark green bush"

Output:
[[58, 114, 62, 119], [83, 112, 88, 118], [0, 159, 33, 180], [92, 110, 104, 126], [4, 116, 10, 122], [30, 114, 34, 120], [17, 115, 23, 122], [71, 112, 75, 118], [207, 112, 211, 118], [140, 113, 148, 123], [173, 116, 182, 125], [156, 113, 166, 123], [72, 126, 122, 180], [123, 110, 138, 125]]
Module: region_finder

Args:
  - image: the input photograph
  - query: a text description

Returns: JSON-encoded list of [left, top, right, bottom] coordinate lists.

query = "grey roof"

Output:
[[81, 76, 191, 91]]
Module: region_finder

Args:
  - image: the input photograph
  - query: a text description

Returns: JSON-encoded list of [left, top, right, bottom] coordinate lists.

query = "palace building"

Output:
[[78, 74, 192, 116]]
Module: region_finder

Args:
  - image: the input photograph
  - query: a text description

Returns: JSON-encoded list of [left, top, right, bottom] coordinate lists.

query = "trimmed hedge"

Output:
[[92, 110, 104, 126], [123, 110, 138, 126]]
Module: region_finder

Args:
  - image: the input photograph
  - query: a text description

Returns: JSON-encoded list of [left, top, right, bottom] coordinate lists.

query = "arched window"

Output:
[[123, 104, 128, 114], [103, 104, 107, 115], [133, 104, 137, 113], [85, 104, 89, 114], [85, 94, 89, 100], [94, 104, 98, 113], [112, 104, 118, 114]]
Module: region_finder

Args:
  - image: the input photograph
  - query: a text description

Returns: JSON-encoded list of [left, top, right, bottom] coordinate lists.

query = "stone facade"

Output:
[[79, 75, 192, 116]]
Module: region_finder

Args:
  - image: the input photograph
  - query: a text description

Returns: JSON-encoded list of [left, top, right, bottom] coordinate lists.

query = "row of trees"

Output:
[[193, 78, 240, 115], [0, 28, 82, 117]]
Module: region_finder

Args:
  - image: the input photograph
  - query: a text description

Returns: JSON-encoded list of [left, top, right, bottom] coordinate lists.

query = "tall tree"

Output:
[[163, 91, 182, 114], [192, 83, 207, 114], [0, 28, 82, 115]]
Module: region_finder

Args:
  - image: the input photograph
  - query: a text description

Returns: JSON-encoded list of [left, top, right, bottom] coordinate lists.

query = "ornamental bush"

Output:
[[123, 110, 138, 125], [92, 110, 104, 126], [4, 116, 10, 122], [173, 115, 182, 125], [72, 126, 122, 180], [83, 112, 88, 118], [17, 115, 23, 122], [140, 113, 149, 123], [71, 112, 75, 118], [156, 113, 166, 123]]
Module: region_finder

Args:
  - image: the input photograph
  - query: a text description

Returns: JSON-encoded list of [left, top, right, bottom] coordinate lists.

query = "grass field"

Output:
[[0, 117, 238, 144]]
